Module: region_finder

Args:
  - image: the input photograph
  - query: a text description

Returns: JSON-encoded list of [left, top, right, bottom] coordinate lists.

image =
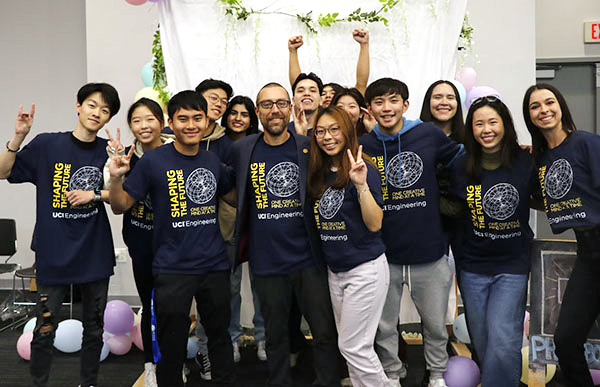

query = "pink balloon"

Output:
[[524, 311, 530, 339], [147, 0, 162, 2], [456, 67, 477, 92], [17, 330, 33, 360], [104, 300, 134, 335], [590, 369, 600, 385], [107, 334, 133, 355], [125, 0, 147, 5], [465, 86, 502, 110], [131, 323, 144, 351]]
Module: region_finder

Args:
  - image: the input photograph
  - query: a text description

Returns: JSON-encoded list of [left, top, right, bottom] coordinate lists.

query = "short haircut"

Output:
[[364, 78, 409, 105], [167, 90, 207, 120], [292, 72, 324, 95], [195, 78, 233, 99], [323, 82, 344, 95], [127, 98, 165, 128], [77, 83, 120, 117], [420, 80, 465, 144], [221, 95, 259, 136], [255, 82, 290, 105]]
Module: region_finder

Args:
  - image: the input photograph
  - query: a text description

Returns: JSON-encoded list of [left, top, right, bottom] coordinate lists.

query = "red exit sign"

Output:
[[584, 22, 600, 43]]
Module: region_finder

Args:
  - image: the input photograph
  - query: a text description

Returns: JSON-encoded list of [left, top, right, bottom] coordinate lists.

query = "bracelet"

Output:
[[6, 141, 19, 153], [357, 186, 370, 200]]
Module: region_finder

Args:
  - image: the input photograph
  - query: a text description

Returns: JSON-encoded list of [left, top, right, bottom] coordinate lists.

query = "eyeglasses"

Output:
[[206, 94, 229, 106], [258, 99, 290, 110], [470, 95, 500, 106], [314, 126, 341, 139]]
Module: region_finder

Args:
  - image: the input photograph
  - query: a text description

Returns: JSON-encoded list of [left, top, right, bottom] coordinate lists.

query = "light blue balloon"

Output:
[[141, 62, 154, 87], [100, 340, 110, 361], [54, 319, 83, 353], [453, 313, 471, 344], [23, 317, 37, 333], [449, 79, 467, 108], [186, 336, 200, 359]]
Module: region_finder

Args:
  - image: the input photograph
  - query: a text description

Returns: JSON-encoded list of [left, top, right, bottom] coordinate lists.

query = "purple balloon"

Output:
[[104, 300, 134, 335], [465, 86, 502, 110], [443, 356, 480, 387], [590, 369, 600, 385]]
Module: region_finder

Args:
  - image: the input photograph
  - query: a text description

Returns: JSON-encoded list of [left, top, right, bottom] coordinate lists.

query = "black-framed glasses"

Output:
[[258, 99, 290, 110], [314, 126, 341, 139], [470, 95, 500, 106]]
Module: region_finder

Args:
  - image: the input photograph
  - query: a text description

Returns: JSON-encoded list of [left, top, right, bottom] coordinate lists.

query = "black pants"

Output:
[[154, 272, 234, 387], [254, 264, 339, 387], [555, 228, 600, 387], [131, 253, 154, 363], [31, 278, 109, 387]]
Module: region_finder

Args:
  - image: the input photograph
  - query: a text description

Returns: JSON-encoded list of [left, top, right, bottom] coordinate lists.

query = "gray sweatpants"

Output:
[[374, 255, 452, 379]]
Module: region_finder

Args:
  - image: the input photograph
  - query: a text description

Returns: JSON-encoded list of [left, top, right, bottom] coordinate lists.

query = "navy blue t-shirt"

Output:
[[247, 136, 312, 275], [8, 132, 115, 285], [122, 147, 154, 260], [123, 143, 232, 275], [313, 163, 385, 273], [450, 151, 535, 275], [537, 131, 600, 233], [359, 123, 462, 265]]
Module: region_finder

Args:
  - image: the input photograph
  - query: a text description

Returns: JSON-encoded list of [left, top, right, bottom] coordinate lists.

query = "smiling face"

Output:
[[129, 105, 163, 147], [335, 95, 361, 129], [430, 83, 458, 123], [76, 91, 112, 133], [256, 86, 291, 137], [321, 85, 336, 108], [226, 103, 251, 133], [168, 107, 209, 147], [201, 88, 228, 122], [293, 79, 321, 113], [472, 105, 505, 153], [315, 114, 346, 157], [368, 93, 409, 134], [528, 88, 563, 134]]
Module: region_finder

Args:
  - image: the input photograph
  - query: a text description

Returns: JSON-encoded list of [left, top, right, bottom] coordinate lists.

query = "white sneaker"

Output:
[[387, 376, 401, 387], [233, 341, 241, 363], [144, 362, 158, 387], [195, 351, 212, 380], [427, 377, 448, 387], [182, 362, 189, 384], [257, 340, 267, 361]]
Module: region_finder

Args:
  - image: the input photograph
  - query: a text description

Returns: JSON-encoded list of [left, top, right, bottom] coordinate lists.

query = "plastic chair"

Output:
[[0, 219, 27, 331]]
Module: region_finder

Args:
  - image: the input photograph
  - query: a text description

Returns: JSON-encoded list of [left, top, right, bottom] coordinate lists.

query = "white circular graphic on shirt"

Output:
[[266, 162, 300, 197], [69, 166, 103, 190], [482, 183, 520, 221], [185, 168, 217, 204], [386, 151, 423, 189], [318, 187, 345, 220], [545, 159, 573, 200]]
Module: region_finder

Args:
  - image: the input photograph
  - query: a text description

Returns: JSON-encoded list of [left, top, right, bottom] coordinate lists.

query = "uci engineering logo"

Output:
[[545, 159, 573, 200], [69, 166, 102, 191], [318, 187, 345, 219], [185, 168, 217, 205], [482, 183, 519, 221], [386, 152, 423, 189], [266, 162, 300, 197]]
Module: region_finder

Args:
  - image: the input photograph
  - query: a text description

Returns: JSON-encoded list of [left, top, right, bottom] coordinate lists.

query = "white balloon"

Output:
[[453, 313, 471, 344], [54, 319, 83, 353]]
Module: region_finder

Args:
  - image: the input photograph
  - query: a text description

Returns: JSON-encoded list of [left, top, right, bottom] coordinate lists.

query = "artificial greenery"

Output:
[[151, 26, 171, 106], [458, 13, 475, 62]]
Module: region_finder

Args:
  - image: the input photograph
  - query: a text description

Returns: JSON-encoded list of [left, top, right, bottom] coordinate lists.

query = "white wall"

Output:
[[0, 0, 87, 284], [536, 0, 600, 59]]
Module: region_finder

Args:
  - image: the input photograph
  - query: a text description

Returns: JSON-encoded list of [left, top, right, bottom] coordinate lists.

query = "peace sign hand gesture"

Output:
[[15, 104, 35, 137], [347, 145, 367, 187], [105, 127, 125, 155], [107, 128, 134, 179]]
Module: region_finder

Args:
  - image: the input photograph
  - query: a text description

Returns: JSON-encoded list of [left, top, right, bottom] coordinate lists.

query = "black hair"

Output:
[[255, 82, 290, 105], [522, 83, 577, 161], [323, 82, 344, 96], [464, 97, 520, 182], [221, 95, 259, 136], [77, 83, 120, 117], [167, 90, 207, 120], [195, 78, 233, 99], [420, 80, 465, 144], [364, 78, 409, 105], [127, 98, 165, 128], [331, 87, 368, 136], [292, 72, 324, 95]]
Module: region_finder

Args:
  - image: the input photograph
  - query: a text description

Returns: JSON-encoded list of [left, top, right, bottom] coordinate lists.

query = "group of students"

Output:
[[2, 31, 600, 387]]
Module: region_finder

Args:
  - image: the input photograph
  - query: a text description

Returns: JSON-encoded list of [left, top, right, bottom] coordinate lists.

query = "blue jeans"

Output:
[[229, 263, 265, 343], [459, 270, 527, 387]]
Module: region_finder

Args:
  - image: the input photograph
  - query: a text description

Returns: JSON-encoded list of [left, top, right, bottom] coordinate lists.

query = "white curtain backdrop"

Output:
[[157, 0, 467, 118]]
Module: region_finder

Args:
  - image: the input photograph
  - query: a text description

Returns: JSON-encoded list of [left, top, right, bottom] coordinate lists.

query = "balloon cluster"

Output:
[[454, 67, 502, 110], [16, 300, 143, 362]]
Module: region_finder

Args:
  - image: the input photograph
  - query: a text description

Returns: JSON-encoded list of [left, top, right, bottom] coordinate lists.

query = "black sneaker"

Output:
[[194, 351, 212, 380]]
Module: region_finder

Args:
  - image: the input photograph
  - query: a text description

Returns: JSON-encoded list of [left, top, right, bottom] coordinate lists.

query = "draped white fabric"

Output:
[[157, 0, 467, 118]]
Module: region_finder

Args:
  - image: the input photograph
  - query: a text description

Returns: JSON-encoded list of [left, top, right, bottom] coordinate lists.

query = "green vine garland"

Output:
[[151, 26, 171, 106]]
